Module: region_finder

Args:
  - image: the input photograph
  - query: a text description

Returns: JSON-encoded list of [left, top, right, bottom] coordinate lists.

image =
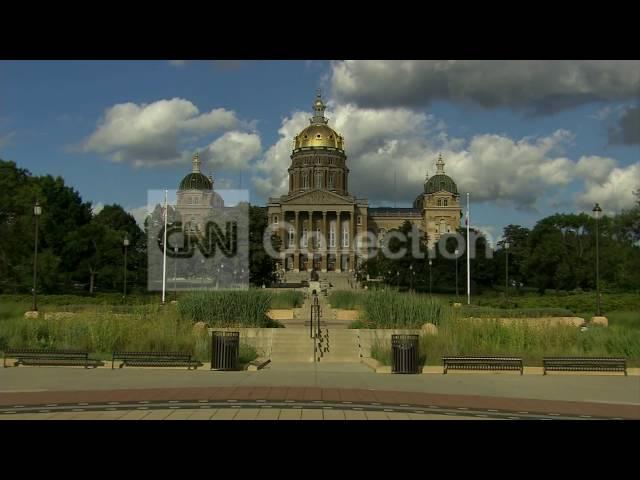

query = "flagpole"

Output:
[[162, 189, 168, 304], [466, 192, 470, 305]]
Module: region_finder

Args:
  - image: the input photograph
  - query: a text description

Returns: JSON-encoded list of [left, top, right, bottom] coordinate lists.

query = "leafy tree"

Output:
[[248, 205, 280, 287]]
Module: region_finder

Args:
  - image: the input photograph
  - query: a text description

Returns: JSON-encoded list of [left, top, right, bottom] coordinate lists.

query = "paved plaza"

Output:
[[1, 363, 638, 420]]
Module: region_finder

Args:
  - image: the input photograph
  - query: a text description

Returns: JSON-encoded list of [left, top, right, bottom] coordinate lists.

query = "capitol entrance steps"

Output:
[[269, 327, 361, 364]]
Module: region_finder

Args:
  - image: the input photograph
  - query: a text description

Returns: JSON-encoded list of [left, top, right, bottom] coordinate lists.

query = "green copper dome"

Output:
[[179, 173, 213, 191], [424, 174, 458, 195]]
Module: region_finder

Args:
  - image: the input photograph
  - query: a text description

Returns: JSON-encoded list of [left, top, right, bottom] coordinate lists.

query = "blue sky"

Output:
[[1, 60, 638, 241]]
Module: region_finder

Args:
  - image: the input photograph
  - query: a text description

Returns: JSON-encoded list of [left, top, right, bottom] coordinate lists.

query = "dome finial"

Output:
[[436, 153, 445, 174], [311, 89, 328, 125], [192, 151, 201, 173]]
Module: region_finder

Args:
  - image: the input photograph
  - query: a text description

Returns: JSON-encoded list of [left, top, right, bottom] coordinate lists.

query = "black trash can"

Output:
[[391, 334, 419, 374], [211, 331, 239, 371]]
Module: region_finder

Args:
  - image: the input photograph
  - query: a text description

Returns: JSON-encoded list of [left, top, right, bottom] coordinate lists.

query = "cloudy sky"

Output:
[[1, 60, 638, 238]]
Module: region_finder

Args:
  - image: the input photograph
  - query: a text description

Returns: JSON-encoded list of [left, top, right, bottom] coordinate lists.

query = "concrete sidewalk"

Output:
[[1, 362, 638, 408]]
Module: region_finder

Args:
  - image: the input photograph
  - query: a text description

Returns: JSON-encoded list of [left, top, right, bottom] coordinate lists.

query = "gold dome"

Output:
[[293, 90, 345, 151], [294, 124, 344, 150]]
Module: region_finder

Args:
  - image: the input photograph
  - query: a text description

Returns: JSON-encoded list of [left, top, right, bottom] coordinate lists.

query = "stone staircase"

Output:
[[269, 328, 315, 363], [317, 328, 361, 363], [270, 292, 362, 363]]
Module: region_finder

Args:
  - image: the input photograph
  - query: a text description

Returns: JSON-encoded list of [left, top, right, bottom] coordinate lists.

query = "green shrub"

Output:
[[460, 306, 575, 318], [270, 291, 304, 309], [328, 291, 362, 309], [177, 290, 274, 327]]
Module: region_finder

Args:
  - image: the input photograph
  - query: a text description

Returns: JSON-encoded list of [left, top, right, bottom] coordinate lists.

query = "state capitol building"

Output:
[[176, 91, 462, 273]]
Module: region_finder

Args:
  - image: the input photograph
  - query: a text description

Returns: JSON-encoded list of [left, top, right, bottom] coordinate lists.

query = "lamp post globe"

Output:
[[428, 259, 433, 297]]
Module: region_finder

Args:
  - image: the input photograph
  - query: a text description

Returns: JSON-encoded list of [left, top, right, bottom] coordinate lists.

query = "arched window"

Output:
[[302, 172, 309, 189], [315, 171, 323, 188]]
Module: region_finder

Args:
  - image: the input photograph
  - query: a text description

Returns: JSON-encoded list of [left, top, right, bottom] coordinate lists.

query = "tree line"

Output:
[[0, 160, 279, 294], [2, 158, 638, 295], [361, 193, 640, 295]]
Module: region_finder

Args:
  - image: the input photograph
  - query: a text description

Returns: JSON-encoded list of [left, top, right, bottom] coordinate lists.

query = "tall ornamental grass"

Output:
[[362, 290, 455, 327], [177, 290, 274, 327], [370, 318, 640, 367]]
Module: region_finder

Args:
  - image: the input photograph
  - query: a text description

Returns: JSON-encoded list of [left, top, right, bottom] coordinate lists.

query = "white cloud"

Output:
[[169, 60, 187, 67], [576, 162, 640, 213], [575, 156, 617, 183], [251, 100, 585, 211], [91, 202, 104, 215], [252, 111, 310, 198], [127, 205, 153, 228], [82, 98, 241, 167], [201, 131, 261, 172], [331, 60, 640, 113]]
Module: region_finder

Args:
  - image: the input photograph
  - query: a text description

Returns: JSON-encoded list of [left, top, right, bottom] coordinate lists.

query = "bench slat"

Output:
[[442, 356, 523, 375], [543, 357, 626, 375]]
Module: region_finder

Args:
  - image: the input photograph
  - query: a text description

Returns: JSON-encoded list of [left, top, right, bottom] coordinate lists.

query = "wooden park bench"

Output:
[[443, 356, 523, 375], [543, 357, 627, 376], [3, 349, 102, 368], [111, 351, 201, 370]]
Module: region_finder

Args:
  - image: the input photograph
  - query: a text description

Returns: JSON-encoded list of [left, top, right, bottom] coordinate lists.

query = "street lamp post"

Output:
[[504, 241, 510, 301], [592, 203, 602, 316], [454, 249, 459, 299], [123, 234, 129, 299], [429, 259, 433, 297], [32, 201, 42, 312], [173, 246, 178, 300], [409, 264, 413, 292]]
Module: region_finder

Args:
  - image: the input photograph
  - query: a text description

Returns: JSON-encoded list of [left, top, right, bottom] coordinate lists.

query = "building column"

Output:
[[349, 210, 356, 273], [336, 210, 342, 272], [293, 211, 300, 272], [321, 211, 328, 272], [307, 210, 313, 271]]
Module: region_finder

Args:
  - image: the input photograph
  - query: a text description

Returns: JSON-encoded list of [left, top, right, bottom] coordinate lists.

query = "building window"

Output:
[[193, 196, 199, 205], [357, 215, 362, 225], [328, 173, 334, 189], [273, 215, 278, 225], [440, 220, 446, 233], [329, 225, 335, 248], [302, 173, 309, 189], [342, 224, 349, 247], [444, 199, 448, 207], [315, 227, 321, 248], [315, 171, 323, 188], [302, 227, 308, 247], [288, 227, 295, 248], [437, 199, 442, 207]]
